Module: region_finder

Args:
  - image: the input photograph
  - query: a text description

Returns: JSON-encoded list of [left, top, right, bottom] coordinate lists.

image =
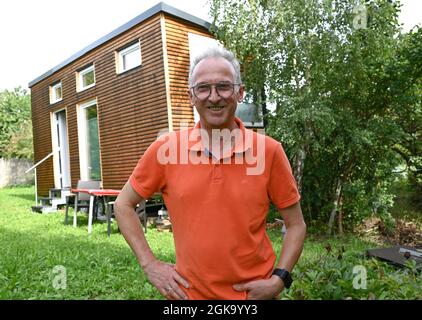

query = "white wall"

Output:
[[188, 33, 222, 124]]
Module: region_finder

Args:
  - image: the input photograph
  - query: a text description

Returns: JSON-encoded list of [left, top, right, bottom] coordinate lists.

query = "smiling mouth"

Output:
[[208, 106, 224, 111]]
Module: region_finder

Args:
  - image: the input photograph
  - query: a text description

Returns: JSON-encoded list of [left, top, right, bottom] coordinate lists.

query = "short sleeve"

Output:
[[129, 139, 166, 200], [267, 142, 301, 209]]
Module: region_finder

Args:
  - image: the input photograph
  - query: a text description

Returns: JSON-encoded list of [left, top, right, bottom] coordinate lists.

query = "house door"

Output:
[[53, 110, 71, 189]]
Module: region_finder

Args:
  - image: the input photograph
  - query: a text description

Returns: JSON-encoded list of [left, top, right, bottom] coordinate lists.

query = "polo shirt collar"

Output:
[[187, 117, 251, 156]]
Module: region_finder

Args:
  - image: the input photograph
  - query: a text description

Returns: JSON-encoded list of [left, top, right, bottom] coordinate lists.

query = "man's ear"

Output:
[[236, 84, 245, 103], [188, 89, 195, 105]]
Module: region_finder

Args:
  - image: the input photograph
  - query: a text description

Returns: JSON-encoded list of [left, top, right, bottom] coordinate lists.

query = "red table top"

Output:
[[71, 188, 121, 196]]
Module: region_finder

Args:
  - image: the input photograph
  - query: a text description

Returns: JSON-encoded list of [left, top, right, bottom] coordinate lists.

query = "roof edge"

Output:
[[29, 2, 212, 88]]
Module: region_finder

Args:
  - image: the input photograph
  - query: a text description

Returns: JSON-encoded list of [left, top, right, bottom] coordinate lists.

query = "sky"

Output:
[[0, 0, 421, 92]]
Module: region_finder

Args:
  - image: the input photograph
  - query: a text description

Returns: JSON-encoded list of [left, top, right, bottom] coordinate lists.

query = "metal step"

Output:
[[36, 188, 72, 210], [41, 206, 58, 213], [31, 206, 44, 213], [49, 188, 62, 199], [31, 205, 57, 213], [51, 197, 67, 209], [39, 197, 52, 206], [49, 188, 71, 209]]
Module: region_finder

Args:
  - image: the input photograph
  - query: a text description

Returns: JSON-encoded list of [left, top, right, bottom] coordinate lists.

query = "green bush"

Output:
[[0, 87, 32, 159], [279, 236, 422, 300]]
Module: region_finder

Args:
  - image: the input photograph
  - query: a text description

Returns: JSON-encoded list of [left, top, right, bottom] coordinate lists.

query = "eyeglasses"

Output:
[[190, 82, 241, 101]]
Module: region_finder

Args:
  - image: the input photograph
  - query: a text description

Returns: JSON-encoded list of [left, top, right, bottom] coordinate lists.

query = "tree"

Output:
[[0, 87, 33, 159], [210, 0, 420, 234], [387, 27, 422, 210]]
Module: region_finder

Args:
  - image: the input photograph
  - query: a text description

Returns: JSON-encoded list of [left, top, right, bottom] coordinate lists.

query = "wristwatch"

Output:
[[272, 268, 293, 289]]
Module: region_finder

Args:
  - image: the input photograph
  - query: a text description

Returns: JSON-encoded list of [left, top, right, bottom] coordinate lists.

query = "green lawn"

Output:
[[0, 185, 420, 300]]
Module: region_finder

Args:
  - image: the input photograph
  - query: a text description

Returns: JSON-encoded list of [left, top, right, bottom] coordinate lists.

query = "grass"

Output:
[[0, 185, 420, 300], [0, 185, 172, 299]]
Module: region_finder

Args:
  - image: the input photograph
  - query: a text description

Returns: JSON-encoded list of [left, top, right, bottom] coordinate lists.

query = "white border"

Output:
[[76, 99, 98, 180], [49, 82, 62, 104], [117, 41, 142, 74], [50, 108, 71, 188], [77, 65, 96, 92]]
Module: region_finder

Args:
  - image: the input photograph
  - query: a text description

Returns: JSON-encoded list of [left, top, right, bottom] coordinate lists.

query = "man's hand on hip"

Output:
[[143, 260, 190, 300], [233, 275, 284, 300]]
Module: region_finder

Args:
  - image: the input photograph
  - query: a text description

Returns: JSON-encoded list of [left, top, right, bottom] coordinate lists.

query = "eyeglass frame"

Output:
[[189, 82, 242, 101]]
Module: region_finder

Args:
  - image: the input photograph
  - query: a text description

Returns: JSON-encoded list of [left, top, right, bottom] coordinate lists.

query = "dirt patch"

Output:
[[356, 217, 422, 247]]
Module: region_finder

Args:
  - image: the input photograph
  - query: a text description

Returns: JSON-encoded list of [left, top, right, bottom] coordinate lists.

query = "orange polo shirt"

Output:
[[129, 118, 300, 299]]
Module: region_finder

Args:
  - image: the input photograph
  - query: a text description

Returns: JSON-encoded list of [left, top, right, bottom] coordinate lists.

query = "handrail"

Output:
[[25, 150, 56, 174], [25, 150, 58, 208]]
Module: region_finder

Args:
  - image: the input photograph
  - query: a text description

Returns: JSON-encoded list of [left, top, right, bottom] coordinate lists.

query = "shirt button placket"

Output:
[[212, 161, 222, 182]]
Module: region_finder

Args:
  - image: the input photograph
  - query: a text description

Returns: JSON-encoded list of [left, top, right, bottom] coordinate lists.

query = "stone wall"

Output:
[[0, 158, 34, 188]]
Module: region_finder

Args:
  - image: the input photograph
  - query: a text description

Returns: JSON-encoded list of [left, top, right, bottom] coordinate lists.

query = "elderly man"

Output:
[[114, 46, 306, 300]]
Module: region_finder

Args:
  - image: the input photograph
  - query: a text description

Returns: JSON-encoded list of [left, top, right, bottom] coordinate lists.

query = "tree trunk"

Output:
[[307, 202, 312, 225], [327, 178, 343, 236], [337, 195, 344, 236], [294, 147, 306, 195], [261, 88, 268, 128]]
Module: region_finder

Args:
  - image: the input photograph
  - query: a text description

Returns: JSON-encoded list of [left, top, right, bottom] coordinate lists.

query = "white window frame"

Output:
[[50, 108, 71, 189], [77, 65, 96, 92], [49, 82, 62, 104], [77, 99, 101, 180], [116, 41, 142, 74]]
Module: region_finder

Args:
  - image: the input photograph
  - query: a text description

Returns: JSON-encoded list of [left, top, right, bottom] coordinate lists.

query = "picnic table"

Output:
[[66, 188, 164, 236], [71, 188, 121, 234]]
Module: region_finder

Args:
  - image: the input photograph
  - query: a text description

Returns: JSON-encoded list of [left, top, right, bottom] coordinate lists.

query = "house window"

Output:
[[77, 65, 96, 92], [116, 42, 141, 74], [49, 82, 62, 104], [235, 92, 264, 128], [77, 99, 101, 180]]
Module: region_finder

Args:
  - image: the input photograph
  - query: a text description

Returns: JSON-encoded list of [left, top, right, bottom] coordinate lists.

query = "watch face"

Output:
[[273, 269, 292, 288]]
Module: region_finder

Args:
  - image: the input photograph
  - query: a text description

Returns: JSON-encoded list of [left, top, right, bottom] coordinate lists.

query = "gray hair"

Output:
[[188, 46, 242, 87]]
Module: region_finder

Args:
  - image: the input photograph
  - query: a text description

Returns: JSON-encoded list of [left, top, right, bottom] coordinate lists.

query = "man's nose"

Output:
[[208, 86, 221, 102]]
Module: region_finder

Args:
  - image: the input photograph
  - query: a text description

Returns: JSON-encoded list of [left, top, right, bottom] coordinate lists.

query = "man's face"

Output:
[[189, 57, 244, 130]]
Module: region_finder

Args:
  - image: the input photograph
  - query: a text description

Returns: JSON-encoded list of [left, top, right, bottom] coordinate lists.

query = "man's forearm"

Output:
[[277, 223, 306, 272], [114, 203, 156, 269]]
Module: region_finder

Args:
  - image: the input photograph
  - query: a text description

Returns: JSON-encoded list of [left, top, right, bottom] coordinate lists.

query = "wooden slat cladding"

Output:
[[30, 13, 169, 195], [163, 15, 213, 131], [30, 86, 54, 196]]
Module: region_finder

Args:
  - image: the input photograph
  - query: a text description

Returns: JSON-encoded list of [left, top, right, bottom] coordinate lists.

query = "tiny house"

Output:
[[29, 2, 263, 203]]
